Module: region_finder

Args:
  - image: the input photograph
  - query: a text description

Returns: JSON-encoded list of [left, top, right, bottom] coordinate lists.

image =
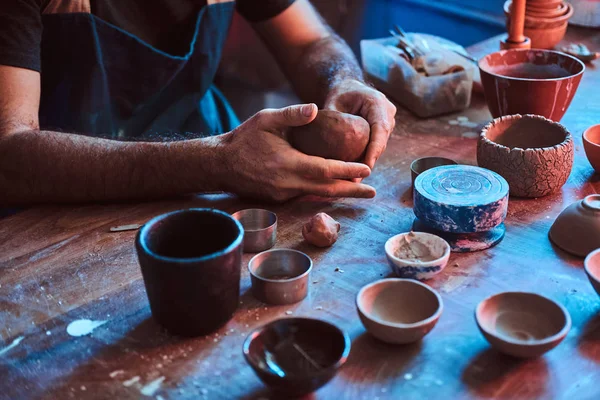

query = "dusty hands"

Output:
[[324, 79, 397, 169], [215, 104, 376, 202]]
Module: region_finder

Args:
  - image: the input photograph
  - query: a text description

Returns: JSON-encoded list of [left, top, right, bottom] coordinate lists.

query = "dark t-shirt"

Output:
[[0, 0, 296, 72]]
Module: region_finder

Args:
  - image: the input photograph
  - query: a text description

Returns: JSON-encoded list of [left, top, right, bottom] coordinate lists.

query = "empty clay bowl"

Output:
[[479, 49, 585, 121], [475, 292, 571, 358], [384, 232, 451, 280], [356, 278, 443, 344], [243, 318, 350, 396], [248, 249, 312, 305], [232, 209, 277, 253], [478, 114, 573, 198], [583, 124, 600, 173], [584, 248, 600, 297], [549, 195, 600, 257], [410, 157, 458, 187]]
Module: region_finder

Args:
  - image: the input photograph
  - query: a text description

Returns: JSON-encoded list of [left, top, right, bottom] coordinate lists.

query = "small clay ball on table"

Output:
[[289, 110, 370, 162], [302, 213, 341, 247]]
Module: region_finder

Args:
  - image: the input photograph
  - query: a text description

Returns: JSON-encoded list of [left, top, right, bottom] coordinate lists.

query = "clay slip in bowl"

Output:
[[549, 195, 600, 257], [243, 318, 350, 397], [476, 292, 571, 358], [479, 49, 585, 121], [357, 278, 443, 344], [385, 232, 451, 280], [583, 124, 600, 173], [584, 248, 600, 297], [478, 114, 573, 198]]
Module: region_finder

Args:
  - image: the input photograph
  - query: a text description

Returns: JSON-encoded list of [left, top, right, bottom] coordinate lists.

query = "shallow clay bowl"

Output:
[[583, 124, 600, 173], [479, 49, 585, 121], [478, 114, 573, 198], [243, 318, 350, 396], [505, 0, 573, 29], [550, 195, 600, 257], [476, 292, 571, 358], [357, 278, 443, 344], [584, 248, 600, 297], [385, 232, 450, 280]]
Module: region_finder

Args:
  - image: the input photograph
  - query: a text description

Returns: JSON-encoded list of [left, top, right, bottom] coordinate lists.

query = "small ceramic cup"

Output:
[[385, 232, 450, 280], [583, 124, 600, 174], [584, 248, 600, 297], [248, 249, 312, 305], [232, 209, 277, 253], [410, 157, 458, 187], [136, 208, 243, 336], [356, 278, 443, 344], [475, 292, 571, 358], [243, 318, 351, 397]]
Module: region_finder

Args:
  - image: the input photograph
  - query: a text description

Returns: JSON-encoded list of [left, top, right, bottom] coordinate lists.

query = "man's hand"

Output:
[[215, 103, 376, 202], [324, 79, 397, 170]]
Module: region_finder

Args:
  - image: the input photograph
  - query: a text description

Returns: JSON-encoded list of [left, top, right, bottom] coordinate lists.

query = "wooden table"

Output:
[[2, 28, 600, 400]]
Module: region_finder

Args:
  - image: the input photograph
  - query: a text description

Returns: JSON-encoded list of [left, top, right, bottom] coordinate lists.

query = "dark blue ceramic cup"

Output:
[[136, 208, 244, 336]]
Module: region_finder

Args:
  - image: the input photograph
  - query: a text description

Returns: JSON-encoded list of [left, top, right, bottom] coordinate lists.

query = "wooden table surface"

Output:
[[2, 28, 600, 400]]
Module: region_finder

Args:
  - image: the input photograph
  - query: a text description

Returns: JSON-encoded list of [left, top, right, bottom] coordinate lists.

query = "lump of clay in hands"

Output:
[[289, 110, 370, 162], [302, 213, 341, 247]]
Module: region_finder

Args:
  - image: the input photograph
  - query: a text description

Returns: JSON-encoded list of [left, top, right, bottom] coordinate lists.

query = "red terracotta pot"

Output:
[[524, 22, 569, 49], [526, 3, 567, 19], [479, 49, 585, 121], [527, 0, 563, 9]]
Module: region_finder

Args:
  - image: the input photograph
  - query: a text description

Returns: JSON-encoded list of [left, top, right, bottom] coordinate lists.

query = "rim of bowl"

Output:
[[356, 278, 444, 329], [478, 48, 585, 83], [583, 124, 600, 149], [232, 208, 278, 233], [480, 114, 572, 153], [137, 208, 244, 264], [242, 317, 351, 377], [248, 248, 313, 283], [584, 248, 600, 284], [385, 232, 451, 267], [475, 291, 572, 346], [410, 157, 458, 175]]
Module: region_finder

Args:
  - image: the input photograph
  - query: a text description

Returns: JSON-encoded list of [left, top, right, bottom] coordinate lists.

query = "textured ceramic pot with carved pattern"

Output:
[[477, 114, 573, 198]]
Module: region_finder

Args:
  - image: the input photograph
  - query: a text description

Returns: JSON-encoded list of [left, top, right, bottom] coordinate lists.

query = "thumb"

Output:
[[256, 104, 317, 130]]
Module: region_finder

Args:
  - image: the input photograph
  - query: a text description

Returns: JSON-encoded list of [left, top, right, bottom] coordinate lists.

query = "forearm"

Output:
[[288, 33, 364, 106], [0, 130, 224, 206]]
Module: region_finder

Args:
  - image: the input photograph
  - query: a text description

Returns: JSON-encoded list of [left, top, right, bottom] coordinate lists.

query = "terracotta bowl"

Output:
[[479, 49, 585, 121], [583, 124, 600, 173], [523, 23, 569, 50], [477, 114, 574, 198], [527, 0, 563, 8], [549, 195, 600, 257], [384, 232, 451, 280], [243, 318, 350, 396], [584, 248, 600, 297], [356, 278, 443, 344], [526, 3, 568, 19], [475, 292, 571, 358]]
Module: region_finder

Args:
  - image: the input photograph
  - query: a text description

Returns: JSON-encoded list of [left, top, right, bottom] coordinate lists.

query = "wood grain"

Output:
[[1, 27, 600, 400]]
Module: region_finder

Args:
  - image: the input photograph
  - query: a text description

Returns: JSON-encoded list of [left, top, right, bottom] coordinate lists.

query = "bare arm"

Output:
[[0, 66, 226, 206], [252, 0, 397, 169]]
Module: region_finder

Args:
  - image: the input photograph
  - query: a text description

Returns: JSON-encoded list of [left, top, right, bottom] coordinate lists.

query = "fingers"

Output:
[[364, 122, 390, 170], [295, 155, 371, 180], [254, 104, 317, 131], [301, 179, 376, 199]]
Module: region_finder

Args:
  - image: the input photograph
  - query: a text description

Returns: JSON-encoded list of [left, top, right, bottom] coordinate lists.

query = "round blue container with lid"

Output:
[[413, 165, 509, 234]]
